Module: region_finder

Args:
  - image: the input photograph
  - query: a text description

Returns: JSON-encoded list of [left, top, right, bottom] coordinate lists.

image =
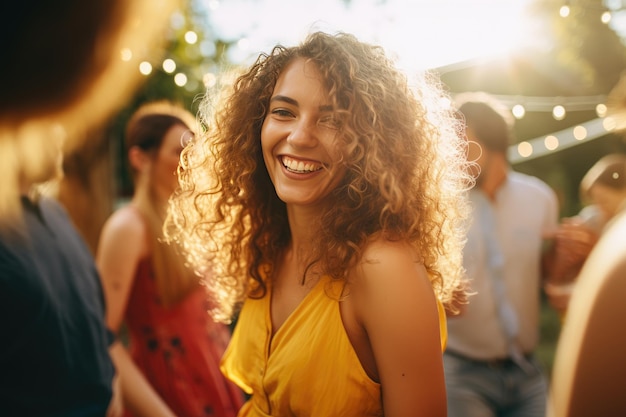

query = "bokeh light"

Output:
[[139, 61, 153, 75], [512, 104, 526, 119], [544, 135, 559, 151], [185, 30, 198, 44], [163, 58, 177, 73], [573, 125, 587, 140], [517, 141, 533, 158], [552, 105, 566, 120], [174, 73, 188, 86]]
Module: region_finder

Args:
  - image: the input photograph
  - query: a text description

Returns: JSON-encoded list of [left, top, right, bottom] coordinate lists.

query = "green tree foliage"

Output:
[[111, 0, 236, 196], [529, 0, 626, 94]]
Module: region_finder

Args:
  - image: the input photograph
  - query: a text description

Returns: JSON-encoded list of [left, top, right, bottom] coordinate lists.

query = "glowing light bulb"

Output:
[[573, 126, 587, 140], [139, 61, 152, 75], [185, 31, 198, 44], [174, 73, 188, 87], [120, 48, 133, 62], [517, 141, 533, 158], [512, 104, 526, 119], [162, 59, 176, 73], [552, 105, 566, 120], [544, 135, 559, 151]]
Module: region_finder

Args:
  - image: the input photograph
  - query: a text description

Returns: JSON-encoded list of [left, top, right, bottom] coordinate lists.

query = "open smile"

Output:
[[281, 156, 324, 174]]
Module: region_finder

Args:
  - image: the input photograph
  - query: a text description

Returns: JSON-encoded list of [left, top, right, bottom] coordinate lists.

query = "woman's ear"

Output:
[[128, 146, 149, 173]]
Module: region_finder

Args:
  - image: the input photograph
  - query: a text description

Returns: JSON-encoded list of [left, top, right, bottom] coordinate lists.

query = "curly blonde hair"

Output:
[[166, 31, 471, 322]]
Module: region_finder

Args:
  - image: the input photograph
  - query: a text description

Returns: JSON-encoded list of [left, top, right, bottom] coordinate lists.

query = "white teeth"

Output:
[[282, 156, 322, 173]]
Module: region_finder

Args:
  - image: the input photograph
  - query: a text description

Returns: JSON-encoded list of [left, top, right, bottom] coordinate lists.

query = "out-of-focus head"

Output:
[[454, 91, 514, 154], [0, 0, 178, 227], [581, 153, 626, 220], [0, 0, 177, 131], [126, 101, 196, 196], [453, 91, 514, 181], [126, 101, 196, 156]]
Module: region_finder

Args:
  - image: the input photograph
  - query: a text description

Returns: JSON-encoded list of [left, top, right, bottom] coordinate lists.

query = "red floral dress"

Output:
[[123, 258, 244, 417]]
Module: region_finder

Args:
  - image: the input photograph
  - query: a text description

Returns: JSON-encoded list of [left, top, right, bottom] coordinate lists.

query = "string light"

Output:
[[512, 104, 526, 119], [573, 125, 588, 140], [517, 142, 533, 158], [174, 73, 188, 86], [184, 31, 198, 44], [558, 1, 621, 25], [603, 117, 617, 131], [120, 48, 133, 62], [139, 61, 152, 75], [203, 72, 217, 88], [509, 118, 614, 163], [486, 94, 606, 113], [545, 135, 559, 150], [162, 58, 176, 73], [553, 105, 566, 120]]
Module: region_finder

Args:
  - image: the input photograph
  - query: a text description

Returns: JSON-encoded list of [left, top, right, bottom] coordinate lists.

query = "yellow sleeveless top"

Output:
[[221, 275, 447, 417]]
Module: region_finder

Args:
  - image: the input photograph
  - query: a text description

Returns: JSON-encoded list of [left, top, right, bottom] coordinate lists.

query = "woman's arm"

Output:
[[96, 207, 146, 332], [354, 240, 446, 417], [96, 207, 177, 417], [109, 342, 177, 417]]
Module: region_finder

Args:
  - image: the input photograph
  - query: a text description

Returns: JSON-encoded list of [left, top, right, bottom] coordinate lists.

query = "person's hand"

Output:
[[554, 217, 599, 268], [106, 373, 123, 417], [544, 281, 574, 315]]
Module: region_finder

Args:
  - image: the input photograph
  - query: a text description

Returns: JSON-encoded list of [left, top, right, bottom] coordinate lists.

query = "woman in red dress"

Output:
[[96, 101, 244, 417]]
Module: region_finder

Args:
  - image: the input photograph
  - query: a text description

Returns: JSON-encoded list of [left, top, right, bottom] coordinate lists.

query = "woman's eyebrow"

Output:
[[270, 95, 298, 106], [269, 95, 334, 112]]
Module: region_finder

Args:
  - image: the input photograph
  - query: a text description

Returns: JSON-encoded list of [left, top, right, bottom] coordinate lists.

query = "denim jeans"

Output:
[[444, 351, 548, 417]]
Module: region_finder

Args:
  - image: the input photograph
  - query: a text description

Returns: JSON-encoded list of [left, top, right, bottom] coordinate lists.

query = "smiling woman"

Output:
[[261, 58, 347, 207], [165, 31, 471, 416]]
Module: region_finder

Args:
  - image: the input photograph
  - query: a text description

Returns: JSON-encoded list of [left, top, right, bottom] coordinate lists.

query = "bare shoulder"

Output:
[[355, 237, 426, 287], [103, 205, 145, 234], [98, 205, 148, 255], [341, 236, 444, 394], [361, 237, 421, 265], [348, 237, 434, 312]]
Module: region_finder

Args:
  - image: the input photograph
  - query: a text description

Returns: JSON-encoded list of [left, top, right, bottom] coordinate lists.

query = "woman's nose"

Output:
[[286, 118, 318, 148]]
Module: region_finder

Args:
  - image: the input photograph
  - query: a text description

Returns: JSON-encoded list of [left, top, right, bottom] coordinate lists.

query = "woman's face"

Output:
[[152, 123, 192, 197], [261, 58, 346, 208]]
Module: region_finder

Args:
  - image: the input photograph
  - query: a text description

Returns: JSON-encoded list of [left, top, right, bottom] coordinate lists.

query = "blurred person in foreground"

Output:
[[547, 75, 626, 417], [0, 131, 120, 417], [545, 153, 626, 315], [97, 101, 244, 417], [546, 153, 626, 415], [0, 0, 176, 415], [165, 31, 471, 416], [445, 91, 560, 417]]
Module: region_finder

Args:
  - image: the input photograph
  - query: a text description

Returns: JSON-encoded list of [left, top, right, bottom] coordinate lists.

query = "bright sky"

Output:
[[204, 0, 539, 72]]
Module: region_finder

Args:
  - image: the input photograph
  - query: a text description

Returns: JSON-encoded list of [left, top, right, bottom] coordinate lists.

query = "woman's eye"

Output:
[[271, 108, 293, 118]]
